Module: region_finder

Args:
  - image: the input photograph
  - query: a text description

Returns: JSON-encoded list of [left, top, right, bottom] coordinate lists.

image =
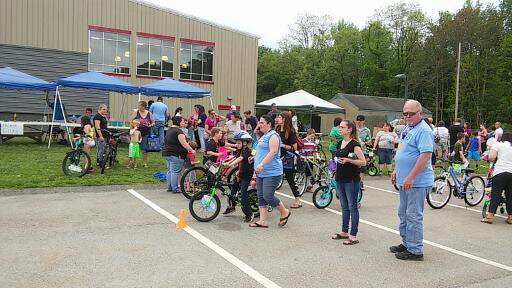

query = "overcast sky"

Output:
[[144, 0, 501, 48]]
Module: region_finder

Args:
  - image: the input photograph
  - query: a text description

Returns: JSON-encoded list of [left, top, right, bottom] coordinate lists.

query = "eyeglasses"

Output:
[[403, 111, 418, 117]]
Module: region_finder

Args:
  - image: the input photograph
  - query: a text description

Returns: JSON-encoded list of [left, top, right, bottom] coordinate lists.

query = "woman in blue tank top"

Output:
[[250, 115, 291, 228]]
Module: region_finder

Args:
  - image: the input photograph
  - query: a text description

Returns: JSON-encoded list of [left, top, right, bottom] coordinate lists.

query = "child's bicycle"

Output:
[[188, 160, 259, 222], [427, 161, 485, 209], [365, 144, 379, 176], [481, 162, 507, 218], [312, 159, 363, 209], [62, 134, 91, 177], [180, 158, 238, 199]]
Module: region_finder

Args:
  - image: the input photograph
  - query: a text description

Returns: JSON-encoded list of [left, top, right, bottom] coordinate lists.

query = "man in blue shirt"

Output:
[[149, 96, 169, 146], [390, 100, 434, 261]]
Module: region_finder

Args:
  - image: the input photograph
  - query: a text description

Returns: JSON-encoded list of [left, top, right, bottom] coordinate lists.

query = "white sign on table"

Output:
[[1, 122, 24, 135]]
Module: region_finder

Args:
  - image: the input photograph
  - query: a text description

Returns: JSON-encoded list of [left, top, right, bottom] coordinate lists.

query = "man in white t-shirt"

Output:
[[225, 113, 244, 142], [494, 122, 504, 141], [433, 121, 450, 161]]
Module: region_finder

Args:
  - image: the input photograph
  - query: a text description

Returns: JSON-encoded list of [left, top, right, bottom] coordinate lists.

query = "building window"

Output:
[[137, 36, 174, 78], [88, 28, 131, 75], [180, 41, 214, 82]]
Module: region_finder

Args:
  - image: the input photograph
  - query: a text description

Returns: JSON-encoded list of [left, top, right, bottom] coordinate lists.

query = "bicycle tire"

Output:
[[109, 146, 118, 168], [427, 176, 452, 209], [463, 175, 485, 206], [180, 166, 210, 199], [357, 189, 363, 203], [368, 165, 378, 176], [189, 191, 221, 222], [100, 146, 111, 174], [275, 175, 284, 190], [294, 172, 309, 196], [62, 150, 91, 177], [247, 188, 259, 212], [226, 167, 239, 192], [312, 185, 333, 209]]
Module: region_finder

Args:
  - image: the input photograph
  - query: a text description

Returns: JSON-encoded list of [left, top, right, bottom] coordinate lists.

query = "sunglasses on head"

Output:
[[403, 111, 418, 117]]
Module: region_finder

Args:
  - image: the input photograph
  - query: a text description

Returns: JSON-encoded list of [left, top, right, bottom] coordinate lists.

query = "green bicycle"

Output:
[[62, 135, 91, 177]]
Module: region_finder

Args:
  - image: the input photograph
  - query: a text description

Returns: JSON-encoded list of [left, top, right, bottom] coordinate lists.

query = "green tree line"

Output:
[[257, 0, 512, 127]]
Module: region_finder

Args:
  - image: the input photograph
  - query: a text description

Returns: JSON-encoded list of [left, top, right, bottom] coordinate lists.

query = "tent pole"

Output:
[[138, 92, 141, 102], [58, 89, 73, 148], [208, 95, 214, 110], [47, 87, 59, 149]]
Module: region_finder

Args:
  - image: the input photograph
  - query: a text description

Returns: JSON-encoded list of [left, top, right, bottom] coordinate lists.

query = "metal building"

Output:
[[0, 0, 259, 121]]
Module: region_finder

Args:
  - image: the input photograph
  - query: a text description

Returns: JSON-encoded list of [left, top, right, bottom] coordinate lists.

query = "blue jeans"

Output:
[[336, 181, 360, 236], [187, 127, 194, 141], [164, 156, 185, 192], [197, 126, 206, 152], [398, 186, 430, 255], [256, 175, 281, 208], [153, 121, 165, 147]]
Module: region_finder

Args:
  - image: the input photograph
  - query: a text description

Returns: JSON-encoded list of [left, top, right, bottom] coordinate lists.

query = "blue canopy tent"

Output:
[[48, 71, 140, 148], [0, 67, 56, 91]]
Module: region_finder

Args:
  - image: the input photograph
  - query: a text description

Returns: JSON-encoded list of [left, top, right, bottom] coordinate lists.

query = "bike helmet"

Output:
[[233, 131, 253, 142]]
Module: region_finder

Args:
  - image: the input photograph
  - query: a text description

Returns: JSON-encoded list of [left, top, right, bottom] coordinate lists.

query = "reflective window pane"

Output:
[[89, 38, 103, 64], [203, 75, 213, 81], [149, 38, 161, 46], [192, 73, 202, 80], [163, 40, 174, 47], [180, 50, 191, 73], [203, 52, 213, 76], [104, 32, 117, 40], [137, 43, 149, 69], [104, 40, 117, 66], [162, 70, 173, 78], [117, 41, 130, 67], [180, 72, 191, 79], [118, 34, 130, 42], [162, 47, 173, 72], [181, 43, 191, 50], [90, 30, 103, 39], [138, 37, 149, 45], [191, 51, 202, 74], [149, 45, 162, 71]]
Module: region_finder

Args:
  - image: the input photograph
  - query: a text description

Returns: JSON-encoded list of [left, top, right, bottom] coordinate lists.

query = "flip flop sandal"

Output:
[[480, 218, 493, 224], [331, 233, 349, 240], [290, 204, 302, 209], [343, 239, 360, 245], [278, 211, 291, 227], [249, 222, 268, 228], [506, 219, 512, 224]]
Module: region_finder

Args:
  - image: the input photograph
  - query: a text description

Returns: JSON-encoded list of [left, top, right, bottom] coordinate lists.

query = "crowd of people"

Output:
[[72, 98, 511, 261]]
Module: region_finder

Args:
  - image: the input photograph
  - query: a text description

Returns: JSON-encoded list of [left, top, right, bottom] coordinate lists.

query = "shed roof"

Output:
[[332, 93, 432, 114]]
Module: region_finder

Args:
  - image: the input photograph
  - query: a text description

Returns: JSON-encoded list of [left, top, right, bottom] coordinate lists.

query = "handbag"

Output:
[[145, 134, 161, 152], [282, 153, 295, 171]]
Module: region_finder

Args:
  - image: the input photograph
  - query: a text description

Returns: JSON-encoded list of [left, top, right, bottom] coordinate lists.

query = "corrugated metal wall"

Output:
[[0, 44, 108, 116], [0, 0, 258, 121]]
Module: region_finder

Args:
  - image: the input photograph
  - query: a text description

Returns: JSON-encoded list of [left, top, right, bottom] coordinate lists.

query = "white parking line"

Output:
[[275, 191, 512, 272], [366, 185, 507, 219], [126, 189, 282, 288]]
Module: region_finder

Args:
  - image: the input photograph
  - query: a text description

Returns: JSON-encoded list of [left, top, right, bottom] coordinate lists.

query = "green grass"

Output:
[[0, 138, 198, 189]]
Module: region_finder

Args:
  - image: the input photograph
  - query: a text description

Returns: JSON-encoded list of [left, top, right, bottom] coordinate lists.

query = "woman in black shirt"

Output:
[[276, 112, 302, 208], [162, 116, 195, 193], [332, 120, 366, 245]]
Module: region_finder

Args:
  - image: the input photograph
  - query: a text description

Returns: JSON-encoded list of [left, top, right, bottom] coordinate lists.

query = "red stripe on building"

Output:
[[179, 38, 215, 46], [136, 32, 175, 41], [88, 25, 131, 35]]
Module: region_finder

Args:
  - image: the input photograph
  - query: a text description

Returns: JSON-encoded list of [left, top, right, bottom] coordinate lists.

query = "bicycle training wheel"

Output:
[[180, 166, 210, 199], [463, 176, 485, 206], [481, 200, 490, 219], [312, 185, 333, 209], [367, 165, 378, 176], [62, 150, 91, 177], [189, 191, 221, 222], [427, 176, 452, 209]]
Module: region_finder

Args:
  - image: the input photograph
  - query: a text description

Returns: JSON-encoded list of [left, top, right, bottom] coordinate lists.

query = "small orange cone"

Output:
[[176, 209, 187, 229]]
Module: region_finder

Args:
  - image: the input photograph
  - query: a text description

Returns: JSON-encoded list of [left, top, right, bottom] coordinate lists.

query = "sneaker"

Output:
[[223, 206, 236, 215], [243, 214, 255, 223], [395, 250, 424, 261], [389, 244, 407, 253]]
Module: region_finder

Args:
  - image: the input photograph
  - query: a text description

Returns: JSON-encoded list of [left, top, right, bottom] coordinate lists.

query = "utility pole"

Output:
[[454, 42, 461, 120]]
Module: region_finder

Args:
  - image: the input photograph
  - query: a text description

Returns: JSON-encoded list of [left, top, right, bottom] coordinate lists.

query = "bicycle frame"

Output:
[[444, 166, 469, 195]]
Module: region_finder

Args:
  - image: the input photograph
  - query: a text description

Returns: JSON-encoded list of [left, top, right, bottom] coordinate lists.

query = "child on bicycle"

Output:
[[466, 130, 481, 169], [223, 131, 255, 222], [128, 119, 142, 168]]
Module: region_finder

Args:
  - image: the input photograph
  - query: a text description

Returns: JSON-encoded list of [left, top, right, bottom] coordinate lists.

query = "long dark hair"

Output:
[[195, 104, 205, 115], [341, 120, 358, 140], [277, 111, 295, 139]]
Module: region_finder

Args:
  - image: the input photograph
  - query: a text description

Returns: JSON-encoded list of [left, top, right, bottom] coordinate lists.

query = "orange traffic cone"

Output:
[[176, 209, 187, 229]]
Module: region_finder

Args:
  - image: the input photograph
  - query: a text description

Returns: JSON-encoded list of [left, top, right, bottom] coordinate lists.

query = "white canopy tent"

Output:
[[255, 90, 344, 114]]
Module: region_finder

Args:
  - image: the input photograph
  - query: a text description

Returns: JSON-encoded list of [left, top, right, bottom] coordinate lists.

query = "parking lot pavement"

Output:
[[1, 178, 511, 288]]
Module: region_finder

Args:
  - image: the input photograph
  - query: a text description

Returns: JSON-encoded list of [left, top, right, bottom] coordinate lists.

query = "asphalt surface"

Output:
[[1, 177, 511, 288]]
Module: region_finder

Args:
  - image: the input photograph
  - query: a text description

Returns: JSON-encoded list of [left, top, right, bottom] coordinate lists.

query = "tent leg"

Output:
[[47, 88, 59, 149], [57, 89, 73, 149], [208, 96, 214, 110], [138, 92, 141, 102]]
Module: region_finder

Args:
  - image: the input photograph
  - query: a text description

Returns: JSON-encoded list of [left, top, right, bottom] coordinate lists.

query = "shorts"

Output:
[[84, 138, 95, 147], [140, 134, 149, 152], [377, 148, 393, 164], [129, 143, 141, 158], [467, 150, 480, 161]]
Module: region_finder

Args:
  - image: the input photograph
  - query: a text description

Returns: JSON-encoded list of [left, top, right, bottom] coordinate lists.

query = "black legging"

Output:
[[284, 171, 300, 198], [489, 172, 512, 215]]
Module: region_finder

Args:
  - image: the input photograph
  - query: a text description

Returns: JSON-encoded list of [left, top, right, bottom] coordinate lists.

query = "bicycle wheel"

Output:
[[313, 186, 333, 209], [427, 176, 452, 209], [226, 167, 239, 192], [368, 165, 378, 176], [463, 175, 485, 206], [357, 189, 363, 203], [275, 175, 284, 190], [100, 146, 111, 174], [294, 172, 309, 196], [247, 188, 259, 212], [189, 191, 221, 222], [180, 166, 210, 199], [393, 183, 399, 191], [62, 150, 91, 177], [109, 146, 118, 168]]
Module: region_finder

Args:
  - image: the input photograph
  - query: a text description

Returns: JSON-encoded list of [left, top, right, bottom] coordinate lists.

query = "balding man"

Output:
[[390, 100, 434, 261]]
